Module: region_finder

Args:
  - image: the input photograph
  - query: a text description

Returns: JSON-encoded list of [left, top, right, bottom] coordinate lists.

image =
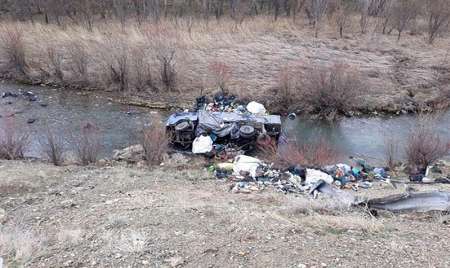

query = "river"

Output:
[[1, 82, 449, 162]]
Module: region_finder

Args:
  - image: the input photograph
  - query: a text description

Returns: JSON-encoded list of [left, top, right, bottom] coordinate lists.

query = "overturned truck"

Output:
[[166, 110, 282, 151]]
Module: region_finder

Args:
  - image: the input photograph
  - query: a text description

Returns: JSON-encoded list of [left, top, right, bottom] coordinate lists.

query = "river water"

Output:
[[1, 82, 449, 161]]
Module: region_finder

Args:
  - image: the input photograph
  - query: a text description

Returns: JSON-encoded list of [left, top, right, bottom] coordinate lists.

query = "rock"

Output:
[[0, 208, 6, 222], [166, 153, 188, 166], [136, 160, 147, 169], [112, 144, 144, 163], [61, 199, 77, 208], [97, 159, 108, 167], [2, 91, 18, 98], [63, 150, 78, 164], [165, 256, 184, 267]]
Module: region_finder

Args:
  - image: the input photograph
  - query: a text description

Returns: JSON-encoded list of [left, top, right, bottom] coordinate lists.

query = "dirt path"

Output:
[[1, 160, 450, 267]]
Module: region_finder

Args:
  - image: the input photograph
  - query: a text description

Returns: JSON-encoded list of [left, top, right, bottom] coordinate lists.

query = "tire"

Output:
[[175, 121, 190, 131], [239, 125, 255, 139]]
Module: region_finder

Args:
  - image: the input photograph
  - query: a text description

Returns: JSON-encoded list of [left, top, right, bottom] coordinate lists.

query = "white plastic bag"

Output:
[[233, 155, 262, 178], [246, 101, 267, 115], [305, 169, 334, 184], [192, 135, 213, 154]]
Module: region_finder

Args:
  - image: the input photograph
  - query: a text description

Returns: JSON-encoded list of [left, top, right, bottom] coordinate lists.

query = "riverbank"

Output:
[[0, 18, 449, 117], [2, 159, 450, 267]]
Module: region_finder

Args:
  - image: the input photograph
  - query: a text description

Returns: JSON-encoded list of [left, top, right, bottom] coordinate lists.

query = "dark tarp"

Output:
[[195, 111, 239, 138]]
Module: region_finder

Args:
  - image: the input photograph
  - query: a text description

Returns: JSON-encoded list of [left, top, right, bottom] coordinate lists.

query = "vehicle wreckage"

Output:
[[166, 109, 282, 151]]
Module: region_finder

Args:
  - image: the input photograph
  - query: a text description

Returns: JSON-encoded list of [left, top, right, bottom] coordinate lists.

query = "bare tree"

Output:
[[426, 0, 450, 44], [359, 0, 370, 34], [390, 0, 421, 41], [377, 0, 393, 34], [306, 0, 329, 37], [335, 0, 356, 38]]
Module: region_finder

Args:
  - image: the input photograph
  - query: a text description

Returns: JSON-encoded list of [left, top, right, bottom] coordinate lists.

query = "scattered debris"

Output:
[[367, 191, 450, 213]]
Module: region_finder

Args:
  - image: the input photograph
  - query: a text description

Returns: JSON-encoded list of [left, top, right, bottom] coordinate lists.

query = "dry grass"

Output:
[[56, 228, 84, 246], [0, 225, 44, 265], [103, 229, 149, 253]]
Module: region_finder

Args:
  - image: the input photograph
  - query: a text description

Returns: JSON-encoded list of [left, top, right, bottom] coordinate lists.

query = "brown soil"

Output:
[[2, 160, 450, 267]]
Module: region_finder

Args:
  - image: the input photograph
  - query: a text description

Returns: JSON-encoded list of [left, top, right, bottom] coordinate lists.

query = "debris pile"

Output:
[[166, 93, 281, 156], [210, 155, 390, 195]]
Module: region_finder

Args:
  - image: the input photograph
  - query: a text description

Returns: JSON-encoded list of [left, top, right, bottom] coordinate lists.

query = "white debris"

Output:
[[233, 155, 263, 178], [246, 101, 266, 115], [192, 135, 213, 154], [305, 169, 334, 184]]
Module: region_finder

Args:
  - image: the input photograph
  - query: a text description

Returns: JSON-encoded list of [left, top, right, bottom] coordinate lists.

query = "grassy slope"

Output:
[[0, 17, 448, 114]]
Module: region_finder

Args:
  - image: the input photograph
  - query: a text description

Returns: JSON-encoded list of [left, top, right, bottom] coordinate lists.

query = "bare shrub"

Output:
[[73, 122, 102, 165], [276, 66, 296, 108], [39, 124, 65, 166], [278, 138, 340, 167], [47, 47, 64, 81], [67, 42, 89, 83], [383, 134, 399, 171], [0, 117, 29, 160], [107, 40, 129, 92], [157, 49, 176, 91], [131, 46, 154, 91], [0, 26, 28, 75], [425, 0, 450, 44], [209, 60, 232, 94], [298, 63, 362, 120], [141, 118, 168, 166], [259, 132, 340, 167], [405, 116, 450, 173]]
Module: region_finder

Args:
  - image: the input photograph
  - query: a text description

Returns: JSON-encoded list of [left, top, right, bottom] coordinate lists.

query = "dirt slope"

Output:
[[1, 160, 450, 267]]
